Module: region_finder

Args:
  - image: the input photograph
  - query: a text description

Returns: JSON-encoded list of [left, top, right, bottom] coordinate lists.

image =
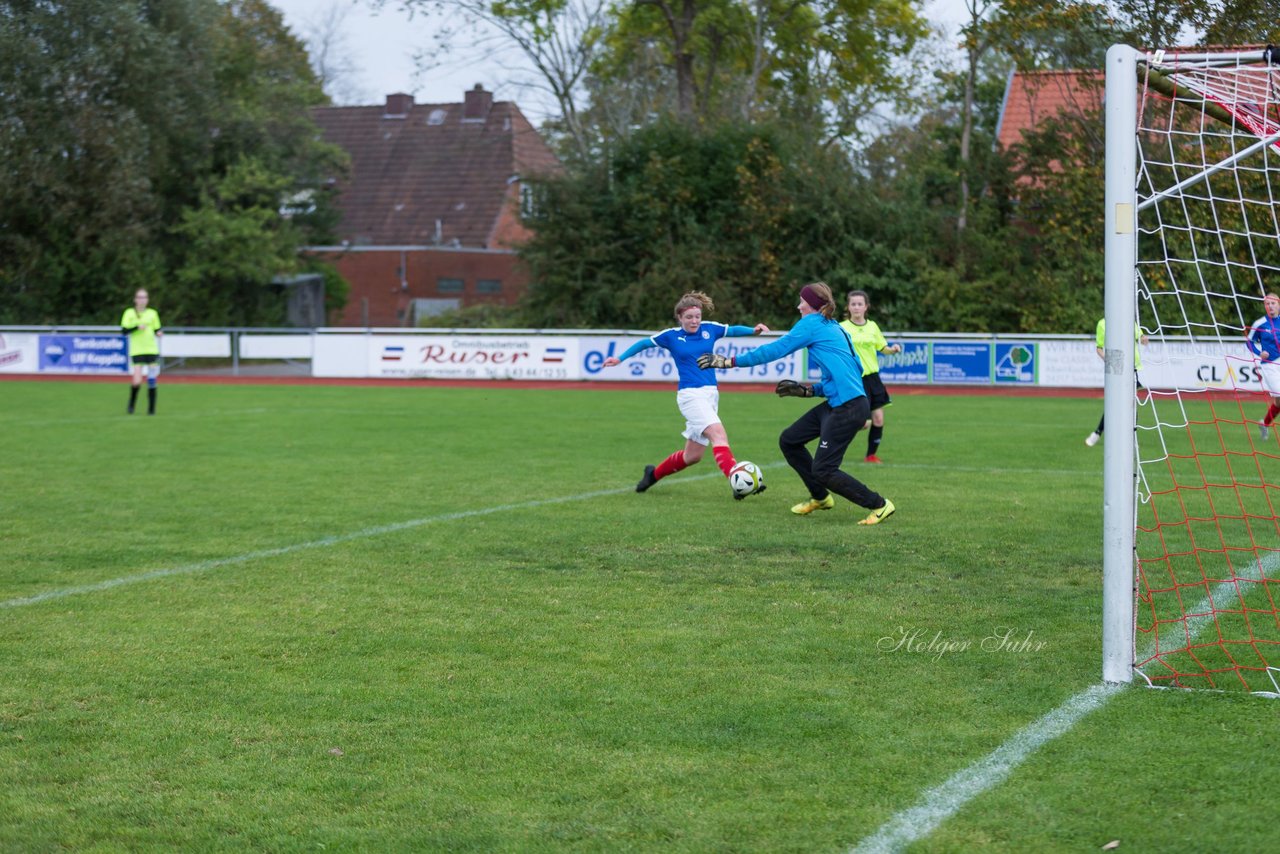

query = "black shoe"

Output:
[[636, 465, 657, 493], [127, 406, 134, 414], [733, 483, 767, 501]]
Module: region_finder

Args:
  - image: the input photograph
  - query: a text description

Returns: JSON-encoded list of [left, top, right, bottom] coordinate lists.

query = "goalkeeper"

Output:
[[698, 282, 895, 525]]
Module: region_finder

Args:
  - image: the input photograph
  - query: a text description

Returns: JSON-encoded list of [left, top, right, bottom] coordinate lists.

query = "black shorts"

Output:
[[863, 372, 891, 410], [131, 354, 158, 365]]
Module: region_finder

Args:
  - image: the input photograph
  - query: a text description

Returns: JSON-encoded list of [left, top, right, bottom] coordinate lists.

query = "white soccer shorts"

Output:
[[676, 386, 721, 446], [1259, 360, 1280, 396]]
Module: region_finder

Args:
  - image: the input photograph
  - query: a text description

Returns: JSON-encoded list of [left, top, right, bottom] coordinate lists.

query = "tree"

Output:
[[519, 120, 943, 330], [950, 0, 1113, 235], [296, 1, 370, 105], [390, 0, 612, 160], [1193, 1, 1280, 46], [0, 0, 347, 325], [169, 158, 301, 325], [602, 0, 930, 142]]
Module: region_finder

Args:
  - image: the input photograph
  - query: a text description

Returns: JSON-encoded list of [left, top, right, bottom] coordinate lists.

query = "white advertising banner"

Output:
[[1039, 340, 1102, 388], [0, 332, 38, 373], [239, 334, 312, 359], [577, 334, 805, 384], [162, 333, 232, 358], [709, 335, 806, 384], [1140, 339, 1266, 392], [11, 327, 1259, 392], [369, 334, 581, 380], [580, 336, 673, 382], [313, 334, 367, 377]]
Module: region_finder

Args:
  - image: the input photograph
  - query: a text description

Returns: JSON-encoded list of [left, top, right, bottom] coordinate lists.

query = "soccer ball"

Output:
[[729, 461, 763, 497]]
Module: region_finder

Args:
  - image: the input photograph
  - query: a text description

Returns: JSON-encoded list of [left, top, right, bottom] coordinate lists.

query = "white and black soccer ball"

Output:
[[729, 461, 763, 497]]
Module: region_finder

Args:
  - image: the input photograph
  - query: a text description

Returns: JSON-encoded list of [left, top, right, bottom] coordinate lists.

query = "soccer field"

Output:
[[2, 380, 1275, 852]]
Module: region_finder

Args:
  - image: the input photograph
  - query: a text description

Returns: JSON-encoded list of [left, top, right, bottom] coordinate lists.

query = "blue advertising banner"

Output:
[[931, 342, 991, 384], [38, 334, 129, 373], [994, 342, 1037, 384], [879, 341, 931, 384]]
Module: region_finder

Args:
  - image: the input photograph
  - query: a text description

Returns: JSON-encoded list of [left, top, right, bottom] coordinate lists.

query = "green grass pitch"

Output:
[[2, 380, 1277, 851]]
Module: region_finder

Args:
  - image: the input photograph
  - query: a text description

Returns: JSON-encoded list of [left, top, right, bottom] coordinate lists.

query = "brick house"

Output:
[[994, 69, 1103, 184], [995, 69, 1102, 152], [309, 86, 562, 327]]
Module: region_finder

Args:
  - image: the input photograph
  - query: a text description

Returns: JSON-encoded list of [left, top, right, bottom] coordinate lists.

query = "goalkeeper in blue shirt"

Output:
[[603, 291, 769, 497], [699, 282, 895, 525]]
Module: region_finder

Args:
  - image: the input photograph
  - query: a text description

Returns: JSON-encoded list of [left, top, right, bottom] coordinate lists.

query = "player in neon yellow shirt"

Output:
[[839, 290, 901, 463], [1085, 318, 1146, 446], [120, 288, 163, 414]]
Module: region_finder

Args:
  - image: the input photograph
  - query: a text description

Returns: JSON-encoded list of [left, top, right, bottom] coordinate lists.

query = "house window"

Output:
[[520, 184, 537, 218], [477, 279, 502, 294], [437, 277, 464, 294]]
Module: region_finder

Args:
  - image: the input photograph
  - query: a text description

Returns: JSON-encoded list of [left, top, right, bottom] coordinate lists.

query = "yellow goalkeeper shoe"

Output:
[[791, 495, 835, 515], [858, 499, 896, 526]]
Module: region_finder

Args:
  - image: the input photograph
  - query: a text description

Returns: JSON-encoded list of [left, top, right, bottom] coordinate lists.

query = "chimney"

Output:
[[384, 93, 414, 118], [462, 84, 492, 122]]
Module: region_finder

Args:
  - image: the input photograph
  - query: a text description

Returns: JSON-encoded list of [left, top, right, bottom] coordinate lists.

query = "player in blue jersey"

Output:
[[602, 291, 769, 496], [1247, 293, 1280, 440], [699, 282, 895, 525]]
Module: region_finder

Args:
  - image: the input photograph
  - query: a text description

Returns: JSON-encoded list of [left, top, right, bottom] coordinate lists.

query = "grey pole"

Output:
[[1102, 44, 1139, 684]]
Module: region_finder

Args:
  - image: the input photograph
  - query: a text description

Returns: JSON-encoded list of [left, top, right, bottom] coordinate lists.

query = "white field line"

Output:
[[0, 486, 636, 609], [851, 683, 1122, 854], [1, 461, 1094, 611], [0, 408, 274, 427], [850, 554, 1278, 854]]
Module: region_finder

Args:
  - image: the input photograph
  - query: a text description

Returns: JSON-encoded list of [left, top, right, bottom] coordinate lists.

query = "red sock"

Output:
[[1266, 404, 1280, 426], [653, 449, 690, 481], [712, 445, 736, 477]]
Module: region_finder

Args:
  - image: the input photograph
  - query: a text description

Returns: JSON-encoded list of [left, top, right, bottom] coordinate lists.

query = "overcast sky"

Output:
[[269, 0, 967, 122], [269, 0, 532, 112]]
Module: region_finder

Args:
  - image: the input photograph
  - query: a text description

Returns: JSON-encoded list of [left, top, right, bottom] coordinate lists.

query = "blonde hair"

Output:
[[674, 291, 714, 320], [803, 281, 837, 319]]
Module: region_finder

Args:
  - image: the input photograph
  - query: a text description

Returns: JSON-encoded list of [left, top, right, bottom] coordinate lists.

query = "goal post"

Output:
[[1104, 43, 1280, 694], [1102, 44, 1139, 685]]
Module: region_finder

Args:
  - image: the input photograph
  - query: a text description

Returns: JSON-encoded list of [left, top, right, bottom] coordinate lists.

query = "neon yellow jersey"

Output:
[[121, 307, 162, 357], [840, 318, 888, 376], [1095, 318, 1142, 370]]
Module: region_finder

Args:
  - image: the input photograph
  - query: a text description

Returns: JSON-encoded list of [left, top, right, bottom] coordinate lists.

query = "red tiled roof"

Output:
[[312, 91, 562, 248], [996, 69, 1103, 151]]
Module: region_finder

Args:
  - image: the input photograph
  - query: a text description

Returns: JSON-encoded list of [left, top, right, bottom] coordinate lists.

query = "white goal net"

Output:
[[1106, 45, 1280, 694]]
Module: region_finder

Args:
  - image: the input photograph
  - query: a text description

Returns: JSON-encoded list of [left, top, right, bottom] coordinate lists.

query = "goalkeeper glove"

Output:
[[775, 379, 814, 398], [697, 353, 734, 370]]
